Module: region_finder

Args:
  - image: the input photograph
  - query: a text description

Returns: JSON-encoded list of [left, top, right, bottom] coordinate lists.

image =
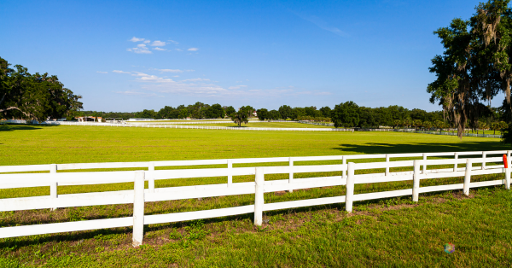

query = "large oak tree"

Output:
[[0, 57, 82, 122]]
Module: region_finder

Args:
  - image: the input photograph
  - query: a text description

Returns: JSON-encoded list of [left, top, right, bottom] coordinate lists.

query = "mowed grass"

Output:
[[1, 124, 512, 267], [0, 124, 506, 165]]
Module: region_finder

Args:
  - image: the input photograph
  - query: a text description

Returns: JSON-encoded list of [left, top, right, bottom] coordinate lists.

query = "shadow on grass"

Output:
[[335, 141, 508, 155], [0, 124, 61, 132]]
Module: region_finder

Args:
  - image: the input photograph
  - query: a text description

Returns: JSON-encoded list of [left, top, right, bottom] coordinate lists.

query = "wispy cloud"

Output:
[[113, 68, 331, 98], [153, 47, 166, 51], [228, 85, 247, 90], [113, 70, 130, 74], [96, 71, 108, 74], [175, 48, 183, 51], [129, 37, 144, 42], [127, 43, 152, 54], [181, 78, 210, 82], [157, 69, 183, 73], [187, 48, 199, 51], [168, 40, 179, 45], [293, 12, 348, 37], [151, 40, 166, 46], [143, 40, 151, 44]]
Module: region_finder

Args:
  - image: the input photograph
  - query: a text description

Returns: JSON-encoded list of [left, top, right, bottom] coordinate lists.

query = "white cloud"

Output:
[[151, 40, 166, 46], [181, 78, 210, 82], [228, 85, 248, 90], [113, 70, 130, 74], [187, 48, 199, 51], [175, 48, 183, 51], [154, 47, 166, 51], [96, 71, 108, 74], [168, 40, 179, 45], [157, 69, 183, 73], [143, 40, 151, 44], [131, 72, 174, 83], [129, 37, 145, 42], [128, 44, 152, 54]]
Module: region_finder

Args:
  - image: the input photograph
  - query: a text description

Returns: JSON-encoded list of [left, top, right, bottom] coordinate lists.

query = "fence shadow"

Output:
[[335, 141, 508, 155]]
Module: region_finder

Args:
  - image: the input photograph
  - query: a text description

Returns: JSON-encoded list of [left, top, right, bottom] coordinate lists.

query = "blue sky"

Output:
[[0, 0, 492, 112]]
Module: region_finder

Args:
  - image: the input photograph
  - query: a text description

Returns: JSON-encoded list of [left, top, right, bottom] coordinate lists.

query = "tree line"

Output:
[[0, 57, 82, 121]]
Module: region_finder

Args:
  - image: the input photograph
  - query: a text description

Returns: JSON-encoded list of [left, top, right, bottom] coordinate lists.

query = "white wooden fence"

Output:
[[0, 150, 510, 246], [38, 121, 353, 132]]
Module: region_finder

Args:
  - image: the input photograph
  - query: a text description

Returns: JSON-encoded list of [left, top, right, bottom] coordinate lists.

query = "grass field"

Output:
[[1, 124, 512, 267]]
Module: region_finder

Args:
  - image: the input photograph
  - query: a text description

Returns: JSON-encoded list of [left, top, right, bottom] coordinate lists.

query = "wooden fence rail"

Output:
[[0, 150, 511, 246]]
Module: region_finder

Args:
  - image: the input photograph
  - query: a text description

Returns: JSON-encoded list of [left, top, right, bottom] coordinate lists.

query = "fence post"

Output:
[[453, 152, 458, 172], [254, 167, 265, 226], [385, 154, 390, 176], [227, 160, 233, 187], [288, 157, 294, 193], [482, 152, 486, 170], [50, 164, 58, 211], [346, 162, 355, 213], [422, 154, 427, 174], [412, 160, 420, 202], [464, 159, 472, 196], [148, 163, 155, 193], [133, 171, 145, 247], [505, 166, 511, 190]]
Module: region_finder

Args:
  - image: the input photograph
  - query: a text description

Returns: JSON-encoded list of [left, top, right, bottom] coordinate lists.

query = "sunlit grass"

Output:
[[0, 124, 511, 267]]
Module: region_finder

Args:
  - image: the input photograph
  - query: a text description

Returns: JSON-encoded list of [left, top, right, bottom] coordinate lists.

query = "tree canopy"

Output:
[[0, 57, 82, 121], [427, 0, 512, 139]]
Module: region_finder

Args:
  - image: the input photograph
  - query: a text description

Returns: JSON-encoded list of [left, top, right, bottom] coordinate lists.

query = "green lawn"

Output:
[[0, 124, 505, 166], [1, 124, 511, 267]]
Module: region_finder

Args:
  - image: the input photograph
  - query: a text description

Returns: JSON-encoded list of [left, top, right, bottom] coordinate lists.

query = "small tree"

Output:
[[434, 120, 444, 133], [256, 108, 269, 121], [490, 122, 500, 135], [231, 106, 252, 126], [393, 119, 401, 129], [413, 119, 422, 130], [423, 121, 432, 130]]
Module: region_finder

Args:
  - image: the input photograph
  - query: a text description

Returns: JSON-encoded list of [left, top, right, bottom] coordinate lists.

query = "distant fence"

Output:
[[356, 128, 502, 138], [6, 120, 353, 132], [298, 120, 334, 126], [0, 150, 510, 246], [127, 120, 296, 125]]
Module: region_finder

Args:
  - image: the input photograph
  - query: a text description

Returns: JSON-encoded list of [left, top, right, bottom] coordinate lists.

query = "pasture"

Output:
[[1, 124, 512, 267]]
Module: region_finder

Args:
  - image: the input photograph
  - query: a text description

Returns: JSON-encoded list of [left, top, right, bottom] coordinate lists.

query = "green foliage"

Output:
[[428, 0, 512, 139], [230, 106, 252, 126], [135, 109, 157, 119], [256, 108, 269, 120], [224, 106, 236, 116], [278, 105, 292, 119], [0, 57, 83, 122], [331, 101, 360, 128]]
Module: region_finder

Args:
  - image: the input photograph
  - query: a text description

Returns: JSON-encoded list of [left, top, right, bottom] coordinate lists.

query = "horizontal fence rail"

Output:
[[4, 120, 353, 132], [0, 150, 511, 246]]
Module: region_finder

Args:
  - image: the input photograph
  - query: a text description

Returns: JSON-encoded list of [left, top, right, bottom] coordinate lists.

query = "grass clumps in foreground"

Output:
[[1, 187, 512, 267]]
